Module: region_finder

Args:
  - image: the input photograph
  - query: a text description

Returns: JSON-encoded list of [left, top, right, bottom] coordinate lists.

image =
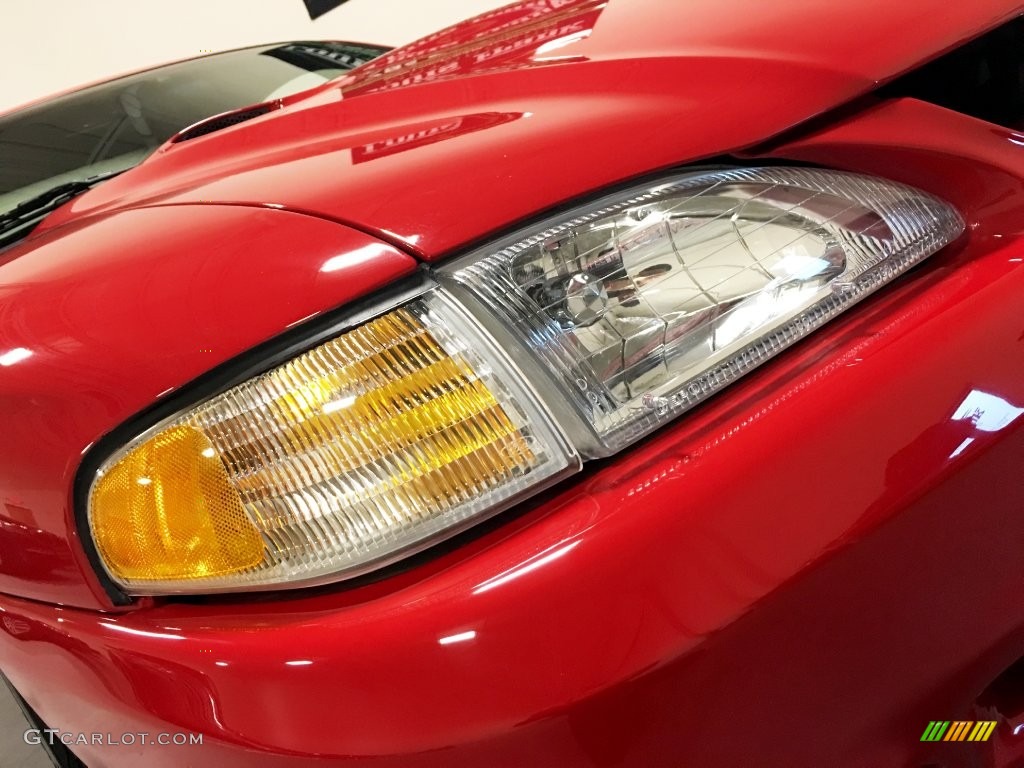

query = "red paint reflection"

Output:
[[351, 112, 523, 164], [342, 0, 606, 98]]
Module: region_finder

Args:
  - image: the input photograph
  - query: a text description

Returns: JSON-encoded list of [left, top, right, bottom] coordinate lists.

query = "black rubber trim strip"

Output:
[[73, 270, 433, 606]]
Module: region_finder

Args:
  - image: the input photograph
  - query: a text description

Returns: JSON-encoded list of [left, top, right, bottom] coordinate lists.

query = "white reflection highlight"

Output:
[[534, 29, 592, 58], [320, 243, 392, 273], [949, 437, 974, 459], [473, 540, 580, 595], [101, 624, 184, 641], [713, 285, 815, 349], [775, 254, 831, 281], [136, 477, 153, 486], [201, 448, 216, 458], [286, 311, 321, 329], [285, 659, 313, 666], [438, 630, 476, 645], [322, 395, 357, 415], [952, 390, 1024, 432], [0, 348, 32, 367]]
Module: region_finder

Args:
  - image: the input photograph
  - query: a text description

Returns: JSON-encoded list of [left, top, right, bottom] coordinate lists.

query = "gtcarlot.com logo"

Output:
[[24, 729, 203, 747]]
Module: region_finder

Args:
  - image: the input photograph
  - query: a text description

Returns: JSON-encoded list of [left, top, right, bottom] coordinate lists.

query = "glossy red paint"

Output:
[[0, 206, 416, 606], [0, 1, 1022, 767], [36, 0, 1018, 259]]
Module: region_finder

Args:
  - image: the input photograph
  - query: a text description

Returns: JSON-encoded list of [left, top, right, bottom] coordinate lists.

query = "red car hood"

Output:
[[38, 0, 1018, 260]]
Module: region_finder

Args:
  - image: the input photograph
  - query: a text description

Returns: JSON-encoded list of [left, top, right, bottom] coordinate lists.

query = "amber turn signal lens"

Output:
[[87, 293, 576, 594], [91, 425, 264, 582]]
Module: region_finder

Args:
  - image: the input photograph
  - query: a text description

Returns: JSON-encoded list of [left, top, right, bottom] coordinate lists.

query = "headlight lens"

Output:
[[443, 167, 965, 454], [86, 167, 963, 594]]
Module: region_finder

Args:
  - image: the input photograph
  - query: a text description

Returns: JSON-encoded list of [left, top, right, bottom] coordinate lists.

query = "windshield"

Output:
[[0, 41, 388, 219]]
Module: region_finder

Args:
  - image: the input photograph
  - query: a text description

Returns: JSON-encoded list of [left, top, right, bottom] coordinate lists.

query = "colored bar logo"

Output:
[[921, 721, 997, 742]]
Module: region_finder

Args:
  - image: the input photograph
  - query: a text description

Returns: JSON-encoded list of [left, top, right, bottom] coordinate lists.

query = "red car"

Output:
[[1, 1, 1022, 766]]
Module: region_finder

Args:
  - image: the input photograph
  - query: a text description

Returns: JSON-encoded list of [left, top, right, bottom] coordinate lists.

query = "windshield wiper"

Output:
[[0, 169, 126, 248]]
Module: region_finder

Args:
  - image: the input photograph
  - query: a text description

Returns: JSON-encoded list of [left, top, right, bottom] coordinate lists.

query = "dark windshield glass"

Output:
[[0, 41, 387, 216]]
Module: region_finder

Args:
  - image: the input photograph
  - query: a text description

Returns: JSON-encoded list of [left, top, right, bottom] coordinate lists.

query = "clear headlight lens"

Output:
[[443, 167, 964, 454], [86, 167, 963, 594]]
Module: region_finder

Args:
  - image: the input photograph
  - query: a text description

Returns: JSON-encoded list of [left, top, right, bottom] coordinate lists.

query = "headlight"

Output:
[[85, 167, 963, 595], [443, 166, 964, 454]]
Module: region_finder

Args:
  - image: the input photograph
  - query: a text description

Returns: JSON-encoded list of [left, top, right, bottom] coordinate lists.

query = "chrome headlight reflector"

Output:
[[86, 167, 963, 594]]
